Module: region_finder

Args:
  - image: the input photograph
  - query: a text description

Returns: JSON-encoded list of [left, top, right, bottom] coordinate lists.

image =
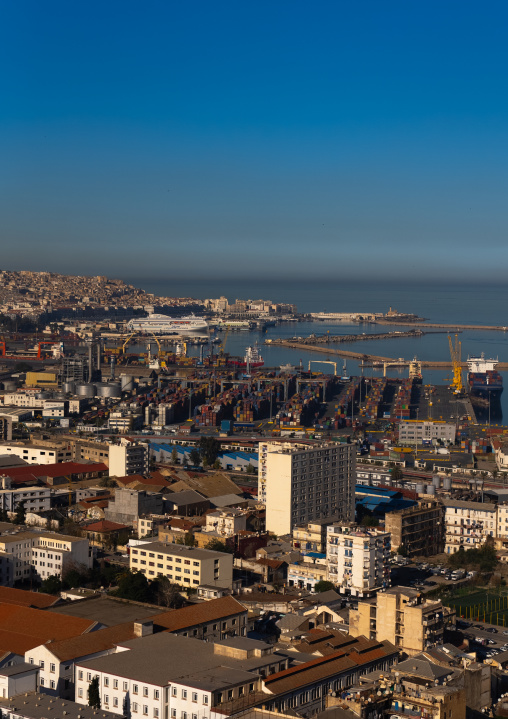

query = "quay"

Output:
[[377, 319, 508, 331], [265, 340, 508, 369]]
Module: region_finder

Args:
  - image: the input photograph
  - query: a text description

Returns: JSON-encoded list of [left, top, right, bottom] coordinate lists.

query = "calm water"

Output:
[[129, 279, 508, 422]]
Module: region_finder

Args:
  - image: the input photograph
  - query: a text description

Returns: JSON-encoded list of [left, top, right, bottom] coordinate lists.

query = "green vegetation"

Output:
[[189, 448, 201, 466], [88, 676, 101, 709], [13, 501, 26, 525], [175, 531, 197, 547], [199, 437, 221, 465], [314, 580, 335, 593], [205, 537, 234, 553], [447, 542, 498, 572], [113, 569, 185, 607]]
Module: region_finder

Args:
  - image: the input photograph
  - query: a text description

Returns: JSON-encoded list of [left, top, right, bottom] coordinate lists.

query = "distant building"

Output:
[[349, 587, 454, 655], [385, 500, 444, 557], [326, 524, 391, 596], [263, 442, 355, 536], [105, 488, 163, 527], [399, 420, 456, 446], [108, 439, 149, 477], [129, 541, 233, 589], [0, 531, 92, 586], [442, 498, 496, 553]]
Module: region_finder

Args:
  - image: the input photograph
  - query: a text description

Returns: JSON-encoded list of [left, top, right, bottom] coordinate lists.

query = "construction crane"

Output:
[[122, 333, 136, 354], [219, 326, 230, 357], [448, 334, 464, 394]]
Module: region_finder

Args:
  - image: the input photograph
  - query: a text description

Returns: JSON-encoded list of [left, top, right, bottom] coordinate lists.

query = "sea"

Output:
[[127, 279, 508, 423]]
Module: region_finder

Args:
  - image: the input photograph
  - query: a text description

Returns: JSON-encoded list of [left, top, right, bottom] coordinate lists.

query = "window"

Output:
[[114, 679, 118, 689], [40, 661, 45, 669], [87, 673, 91, 681], [104, 677, 109, 686], [154, 690, 159, 700], [182, 690, 187, 699], [143, 706, 149, 715], [50, 663, 55, 673], [181, 713, 187, 719], [203, 696, 209, 705], [40, 678, 45, 686], [104, 695, 109, 705], [28, 657, 33, 665], [171, 711, 177, 718], [124, 682, 129, 691], [143, 687, 148, 697], [50, 680, 56, 689], [172, 687, 177, 697], [192, 693, 198, 702], [133, 703, 138, 713], [133, 684, 139, 694], [154, 711, 159, 718], [114, 698, 119, 708], [78, 689, 83, 698]]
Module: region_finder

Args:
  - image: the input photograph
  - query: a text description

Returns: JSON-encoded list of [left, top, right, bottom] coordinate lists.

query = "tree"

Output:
[[205, 538, 233, 553], [391, 466, 403, 481], [157, 577, 185, 608], [246, 464, 256, 475], [171, 448, 179, 465], [314, 580, 335, 593], [0, 508, 10, 523], [88, 676, 101, 709], [213, 460, 221, 470], [40, 574, 62, 594], [189, 448, 201, 466], [175, 532, 196, 547], [396, 545, 408, 558], [115, 570, 152, 602], [13, 500, 26, 525], [199, 437, 220, 466]]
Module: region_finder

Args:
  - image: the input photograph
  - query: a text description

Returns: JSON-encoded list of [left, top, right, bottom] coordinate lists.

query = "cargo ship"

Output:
[[230, 345, 264, 369], [467, 354, 503, 397], [127, 314, 208, 334]]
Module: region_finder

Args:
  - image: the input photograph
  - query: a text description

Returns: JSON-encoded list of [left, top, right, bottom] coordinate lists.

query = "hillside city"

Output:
[[0, 271, 507, 719]]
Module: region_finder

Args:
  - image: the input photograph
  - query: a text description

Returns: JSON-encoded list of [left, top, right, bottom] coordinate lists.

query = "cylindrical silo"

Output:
[[102, 382, 121, 398], [2, 380, 18, 392], [443, 477, 452, 491], [120, 374, 134, 392], [76, 383, 96, 398], [416, 483, 425, 494], [63, 381, 76, 394], [426, 484, 435, 495], [432, 475, 441, 488]]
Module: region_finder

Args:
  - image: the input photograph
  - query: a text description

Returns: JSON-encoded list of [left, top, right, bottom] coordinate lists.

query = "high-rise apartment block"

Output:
[[108, 439, 149, 477], [263, 442, 355, 536], [326, 524, 391, 596]]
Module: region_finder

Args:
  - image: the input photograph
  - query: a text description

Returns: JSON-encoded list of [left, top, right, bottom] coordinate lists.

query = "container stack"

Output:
[[392, 379, 413, 420]]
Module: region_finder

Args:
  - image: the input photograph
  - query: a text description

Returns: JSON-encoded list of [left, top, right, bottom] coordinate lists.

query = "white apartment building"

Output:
[[109, 439, 149, 476], [0, 444, 71, 464], [130, 542, 233, 589], [75, 632, 290, 718], [0, 531, 92, 586], [399, 420, 456, 446], [263, 442, 355, 536], [442, 499, 496, 554], [204, 509, 247, 537], [288, 553, 328, 592], [258, 440, 309, 503], [0, 485, 51, 514], [326, 524, 391, 596], [3, 393, 46, 408], [497, 503, 508, 539]]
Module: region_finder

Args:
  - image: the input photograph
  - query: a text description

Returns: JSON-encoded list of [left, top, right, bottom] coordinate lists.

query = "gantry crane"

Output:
[[448, 334, 464, 394]]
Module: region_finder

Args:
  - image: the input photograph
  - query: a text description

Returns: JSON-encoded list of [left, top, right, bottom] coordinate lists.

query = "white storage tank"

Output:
[[120, 374, 134, 392], [96, 382, 122, 398], [416, 483, 425, 494], [443, 477, 452, 491], [426, 484, 435, 495], [432, 475, 441, 488], [62, 381, 76, 394], [76, 383, 96, 398]]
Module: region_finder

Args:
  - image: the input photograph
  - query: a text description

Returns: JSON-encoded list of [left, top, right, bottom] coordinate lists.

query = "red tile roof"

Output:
[[45, 621, 139, 661], [147, 596, 246, 632], [0, 587, 59, 609], [84, 520, 130, 533], [5, 462, 108, 478], [0, 603, 97, 656]]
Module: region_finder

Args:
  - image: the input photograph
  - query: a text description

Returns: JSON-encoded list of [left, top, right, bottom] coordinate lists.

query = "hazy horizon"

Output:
[[2, 1, 507, 282]]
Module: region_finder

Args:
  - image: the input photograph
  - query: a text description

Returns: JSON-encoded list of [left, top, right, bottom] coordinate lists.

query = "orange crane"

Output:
[[448, 334, 464, 394]]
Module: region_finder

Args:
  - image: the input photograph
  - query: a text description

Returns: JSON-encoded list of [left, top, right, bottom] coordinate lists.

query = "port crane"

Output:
[[448, 334, 464, 394]]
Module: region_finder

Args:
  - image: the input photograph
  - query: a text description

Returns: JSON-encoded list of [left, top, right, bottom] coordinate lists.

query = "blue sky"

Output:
[[1, 1, 507, 284]]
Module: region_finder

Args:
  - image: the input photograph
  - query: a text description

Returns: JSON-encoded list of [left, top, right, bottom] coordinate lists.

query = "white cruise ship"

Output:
[[127, 314, 208, 334]]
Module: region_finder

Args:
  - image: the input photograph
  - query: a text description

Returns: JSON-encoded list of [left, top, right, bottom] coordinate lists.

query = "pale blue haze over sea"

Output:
[[130, 279, 508, 422]]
